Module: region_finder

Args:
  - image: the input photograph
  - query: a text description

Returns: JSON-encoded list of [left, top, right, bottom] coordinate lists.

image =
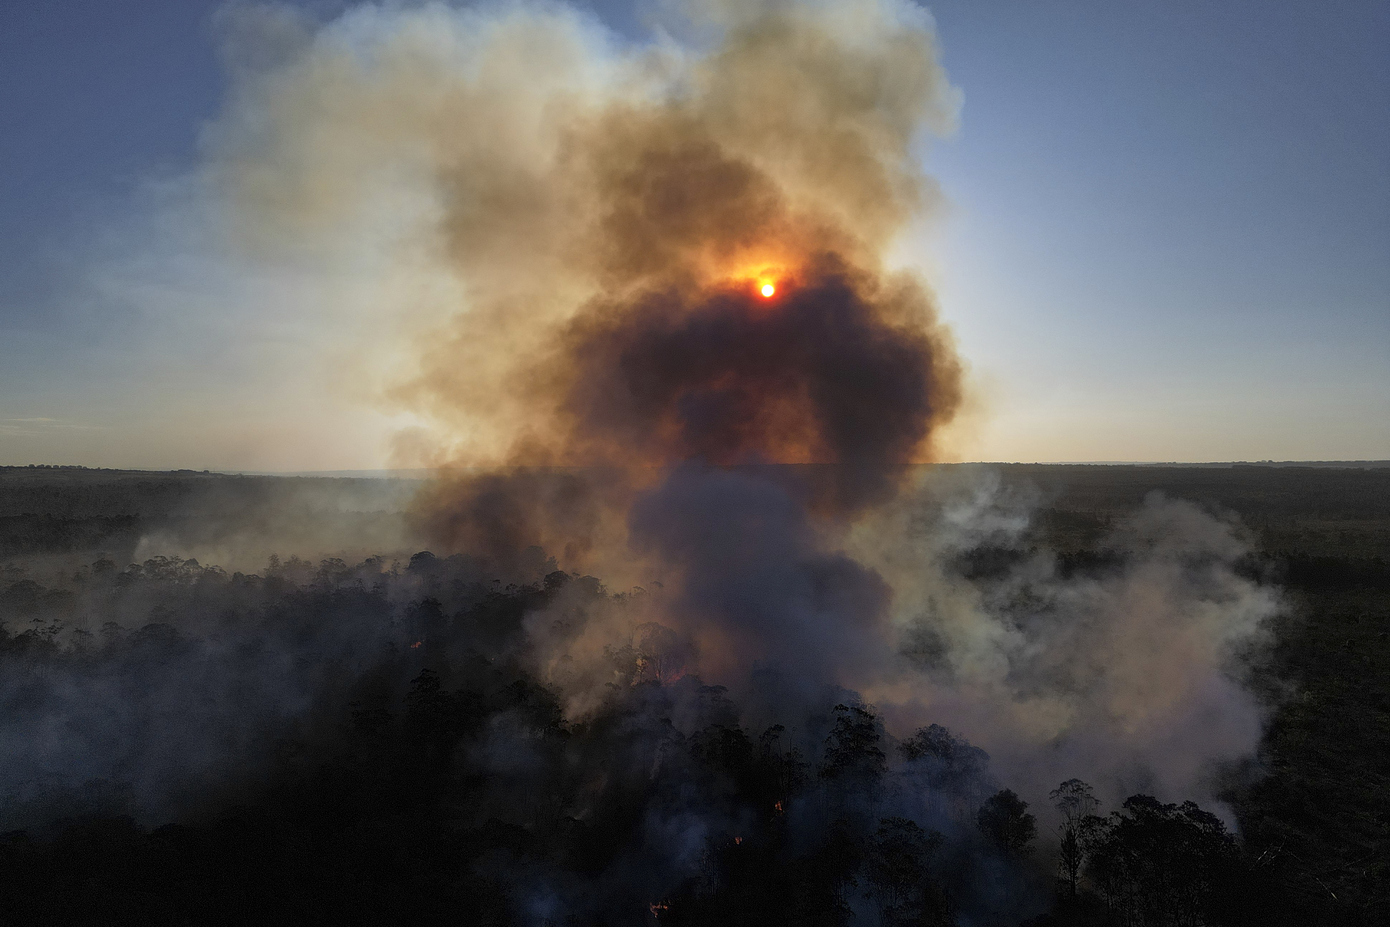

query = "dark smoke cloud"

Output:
[[628, 466, 894, 685], [377, 0, 963, 474], [410, 468, 621, 577], [557, 259, 958, 510]]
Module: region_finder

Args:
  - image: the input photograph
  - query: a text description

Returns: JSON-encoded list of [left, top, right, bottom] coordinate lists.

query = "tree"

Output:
[[1085, 795, 1239, 926], [1050, 779, 1102, 898], [977, 789, 1036, 856], [635, 621, 692, 684], [900, 724, 991, 819], [403, 668, 482, 768], [820, 704, 887, 784], [786, 820, 864, 927], [758, 724, 808, 803], [868, 818, 954, 926]]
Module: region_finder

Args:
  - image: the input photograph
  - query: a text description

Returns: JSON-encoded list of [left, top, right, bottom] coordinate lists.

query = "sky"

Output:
[[1, 0, 1386, 470]]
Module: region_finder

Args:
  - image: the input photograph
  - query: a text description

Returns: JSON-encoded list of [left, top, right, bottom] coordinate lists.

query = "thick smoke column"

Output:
[[192, 0, 1277, 808], [361, 0, 970, 702], [202, 0, 961, 486], [348, 0, 961, 693], [388, 0, 964, 489], [556, 261, 955, 508]]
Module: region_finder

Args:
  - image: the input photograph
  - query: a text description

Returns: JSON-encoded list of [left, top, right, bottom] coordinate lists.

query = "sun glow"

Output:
[[760, 283, 776, 298]]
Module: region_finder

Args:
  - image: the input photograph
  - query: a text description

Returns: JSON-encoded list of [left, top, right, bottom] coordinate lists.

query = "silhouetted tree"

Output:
[[868, 817, 954, 926], [1085, 795, 1239, 927], [821, 704, 887, 784], [758, 724, 808, 805], [900, 724, 991, 820], [1051, 779, 1103, 898], [977, 789, 1036, 856], [788, 819, 863, 927], [635, 621, 692, 684]]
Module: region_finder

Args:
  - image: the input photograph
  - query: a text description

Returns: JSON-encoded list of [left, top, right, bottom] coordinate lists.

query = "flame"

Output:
[[410, 641, 422, 649], [650, 901, 670, 919], [734, 836, 743, 845]]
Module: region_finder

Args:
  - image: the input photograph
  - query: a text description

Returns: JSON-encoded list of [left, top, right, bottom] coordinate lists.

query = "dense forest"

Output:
[[0, 464, 1385, 926]]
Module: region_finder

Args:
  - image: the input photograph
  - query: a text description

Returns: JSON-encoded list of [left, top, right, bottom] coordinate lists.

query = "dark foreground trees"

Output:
[[1085, 795, 1238, 926], [977, 789, 1037, 858], [1029, 781, 1289, 927], [0, 554, 1291, 926], [0, 554, 978, 925]]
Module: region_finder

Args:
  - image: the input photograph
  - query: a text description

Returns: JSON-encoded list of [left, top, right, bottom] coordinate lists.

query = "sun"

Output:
[[760, 283, 776, 298]]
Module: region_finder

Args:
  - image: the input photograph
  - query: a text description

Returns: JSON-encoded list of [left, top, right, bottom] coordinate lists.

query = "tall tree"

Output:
[[1050, 779, 1102, 898], [820, 704, 887, 784], [867, 817, 954, 926], [977, 789, 1037, 857]]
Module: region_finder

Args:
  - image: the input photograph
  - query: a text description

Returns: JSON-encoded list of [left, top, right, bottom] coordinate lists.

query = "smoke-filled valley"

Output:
[[1, 1, 1386, 925]]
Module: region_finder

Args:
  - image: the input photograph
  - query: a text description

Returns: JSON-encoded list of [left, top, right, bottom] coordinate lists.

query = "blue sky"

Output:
[[1, 0, 1386, 468]]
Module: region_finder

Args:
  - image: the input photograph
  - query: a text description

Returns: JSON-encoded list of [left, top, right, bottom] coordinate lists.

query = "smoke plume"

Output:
[[0, 2, 1283, 921], [191, 0, 1278, 808], [369, 0, 972, 737]]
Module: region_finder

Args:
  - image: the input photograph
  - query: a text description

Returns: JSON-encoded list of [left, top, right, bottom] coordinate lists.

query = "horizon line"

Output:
[[3, 459, 1389, 478]]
